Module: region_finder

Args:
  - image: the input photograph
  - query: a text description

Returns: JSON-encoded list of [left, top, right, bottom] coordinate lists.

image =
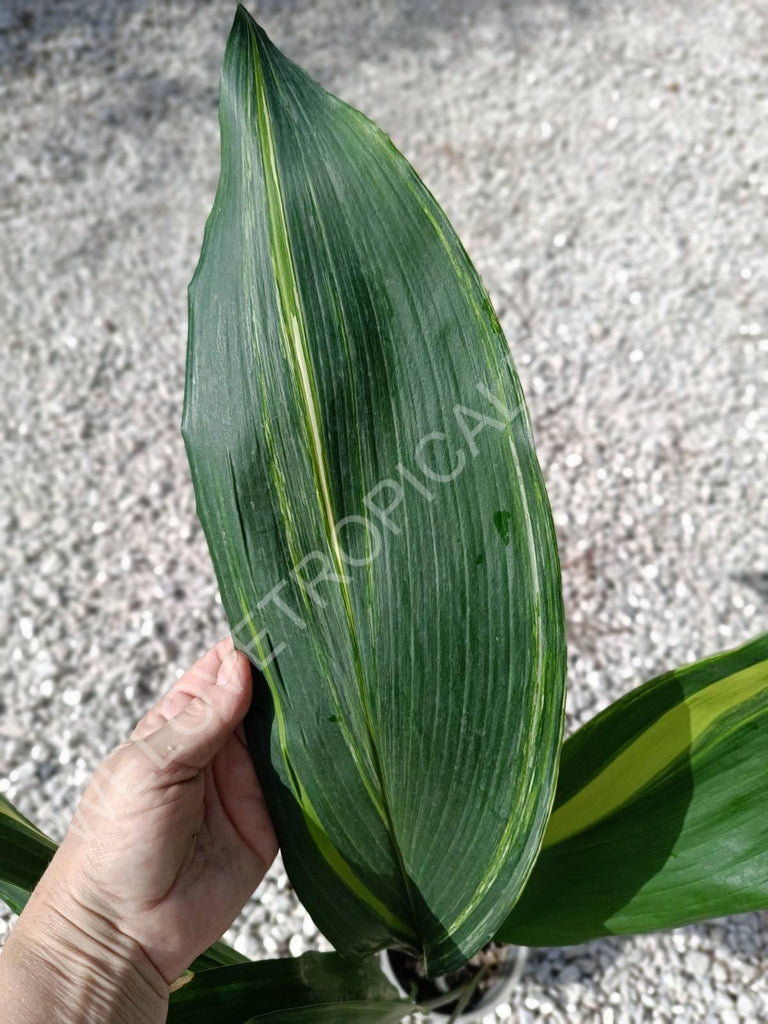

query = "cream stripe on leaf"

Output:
[[497, 633, 768, 946], [183, 5, 565, 974], [545, 657, 768, 847]]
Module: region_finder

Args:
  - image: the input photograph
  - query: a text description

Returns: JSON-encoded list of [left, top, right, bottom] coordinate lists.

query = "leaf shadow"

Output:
[[503, 670, 696, 947]]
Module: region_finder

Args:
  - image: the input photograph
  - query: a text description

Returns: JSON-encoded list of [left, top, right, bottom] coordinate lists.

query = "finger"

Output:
[[130, 636, 235, 742], [131, 649, 252, 775]]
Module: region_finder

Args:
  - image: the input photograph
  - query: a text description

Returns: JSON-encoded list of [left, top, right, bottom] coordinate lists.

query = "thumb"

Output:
[[133, 649, 252, 775]]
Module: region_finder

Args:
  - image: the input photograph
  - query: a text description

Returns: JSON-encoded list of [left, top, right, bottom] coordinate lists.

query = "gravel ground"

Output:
[[2, 0, 767, 1020]]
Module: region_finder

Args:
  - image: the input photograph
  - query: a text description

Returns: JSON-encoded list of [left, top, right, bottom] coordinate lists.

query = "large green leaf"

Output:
[[0, 795, 56, 915], [183, 5, 565, 974], [167, 951, 409, 1024], [497, 633, 768, 945]]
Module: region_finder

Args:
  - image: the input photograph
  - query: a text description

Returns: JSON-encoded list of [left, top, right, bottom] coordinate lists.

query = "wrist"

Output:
[[2, 871, 168, 1024]]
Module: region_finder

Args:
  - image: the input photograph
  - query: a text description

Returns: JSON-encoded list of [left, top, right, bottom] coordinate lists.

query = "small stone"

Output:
[[687, 951, 710, 975], [736, 994, 755, 1017], [11, 762, 35, 782]]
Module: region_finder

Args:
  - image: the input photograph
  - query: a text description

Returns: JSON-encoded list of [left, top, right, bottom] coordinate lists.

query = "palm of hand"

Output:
[[63, 641, 278, 983]]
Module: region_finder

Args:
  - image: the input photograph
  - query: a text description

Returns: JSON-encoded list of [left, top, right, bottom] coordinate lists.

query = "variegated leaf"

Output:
[[497, 633, 768, 945], [183, 5, 565, 973]]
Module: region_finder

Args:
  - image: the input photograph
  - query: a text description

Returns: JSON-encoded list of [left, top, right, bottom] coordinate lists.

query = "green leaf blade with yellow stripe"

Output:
[[497, 633, 768, 946], [183, 5, 565, 974]]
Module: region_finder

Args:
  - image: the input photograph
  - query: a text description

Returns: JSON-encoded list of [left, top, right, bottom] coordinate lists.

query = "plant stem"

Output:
[[446, 961, 491, 1023], [417, 960, 493, 1020]]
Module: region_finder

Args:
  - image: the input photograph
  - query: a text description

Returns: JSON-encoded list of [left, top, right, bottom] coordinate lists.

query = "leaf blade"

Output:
[[0, 795, 56, 915], [246, 1003, 409, 1024], [167, 951, 409, 1024], [497, 633, 768, 946], [184, 5, 565, 973], [189, 939, 251, 971]]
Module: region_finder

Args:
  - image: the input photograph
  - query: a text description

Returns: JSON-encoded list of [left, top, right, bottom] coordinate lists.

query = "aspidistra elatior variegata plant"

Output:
[[183, 5, 566, 974]]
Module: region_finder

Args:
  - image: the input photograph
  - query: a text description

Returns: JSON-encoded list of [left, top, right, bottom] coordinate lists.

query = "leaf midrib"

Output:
[[246, 17, 422, 943]]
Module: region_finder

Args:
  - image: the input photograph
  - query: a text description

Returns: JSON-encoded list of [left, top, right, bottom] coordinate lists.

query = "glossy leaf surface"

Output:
[[183, 5, 565, 973], [498, 633, 768, 945]]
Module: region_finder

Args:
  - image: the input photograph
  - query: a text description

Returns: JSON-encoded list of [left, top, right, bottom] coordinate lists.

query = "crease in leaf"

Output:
[[237, 588, 416, 941], [245, 17, 425, 938], [184, 4, 566, 973]]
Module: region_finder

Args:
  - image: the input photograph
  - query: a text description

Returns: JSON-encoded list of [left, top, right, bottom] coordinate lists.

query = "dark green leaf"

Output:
[[246, 1003, 409, 1023], [0, 795, 56, 915], [183, 5, 565, 974], [190, 939, 250, 971], [168, 951, 409, 1024], [497, 633, 768, 945]]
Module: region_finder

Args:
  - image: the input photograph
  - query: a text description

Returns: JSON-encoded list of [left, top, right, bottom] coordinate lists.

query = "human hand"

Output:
[[1, 638, 278, 1022]]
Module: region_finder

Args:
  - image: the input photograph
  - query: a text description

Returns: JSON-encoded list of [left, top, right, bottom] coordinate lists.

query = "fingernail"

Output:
[[217, 649, 240, 688]]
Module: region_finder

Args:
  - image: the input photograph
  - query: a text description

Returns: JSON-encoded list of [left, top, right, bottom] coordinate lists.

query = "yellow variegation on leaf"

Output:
[[182, 5, 566, 974], [498, 633, 768, 945]]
